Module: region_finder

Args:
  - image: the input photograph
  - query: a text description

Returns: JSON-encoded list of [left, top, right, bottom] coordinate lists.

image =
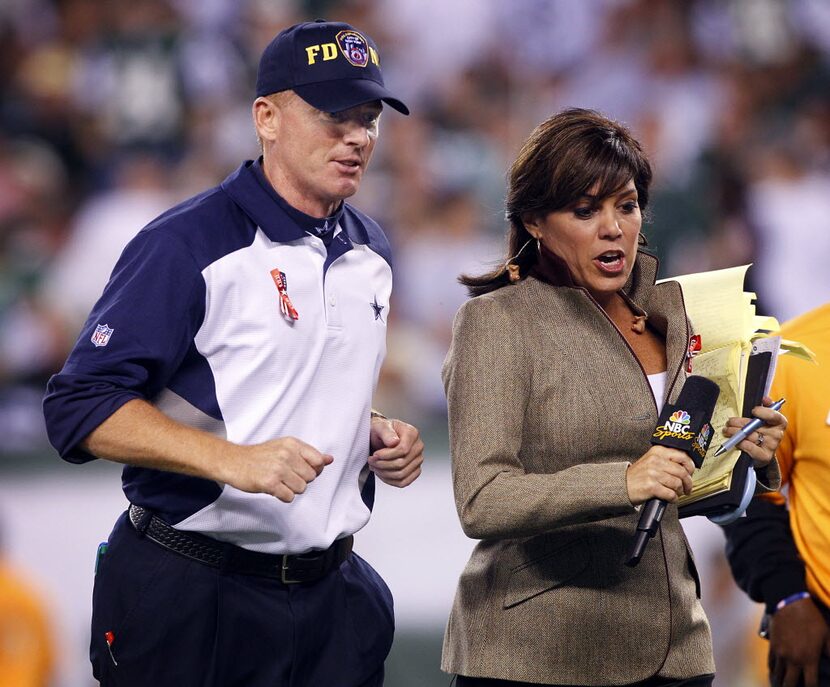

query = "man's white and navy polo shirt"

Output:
[[44, 159, 393, 555]]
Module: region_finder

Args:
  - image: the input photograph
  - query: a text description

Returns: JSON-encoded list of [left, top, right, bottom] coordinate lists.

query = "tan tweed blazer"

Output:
[[441, 252, 778, 685]]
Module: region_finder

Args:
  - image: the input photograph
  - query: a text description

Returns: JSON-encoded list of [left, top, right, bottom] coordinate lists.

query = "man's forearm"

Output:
[[81, 398, 236, 483], [723, 497, 807, 611]]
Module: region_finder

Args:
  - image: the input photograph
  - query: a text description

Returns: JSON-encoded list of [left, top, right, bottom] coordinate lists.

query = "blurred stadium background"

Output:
[[1, 0, 829, 685]]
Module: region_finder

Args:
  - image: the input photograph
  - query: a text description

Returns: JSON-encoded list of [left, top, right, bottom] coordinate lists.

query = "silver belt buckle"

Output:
[[281, 555, 302, 584]]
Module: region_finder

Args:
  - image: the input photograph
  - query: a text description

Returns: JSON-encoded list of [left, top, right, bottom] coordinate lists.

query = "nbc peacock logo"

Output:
[[668, 410, 691, 426], [692, 422, 714, 459], [653, 408, 695, 441]]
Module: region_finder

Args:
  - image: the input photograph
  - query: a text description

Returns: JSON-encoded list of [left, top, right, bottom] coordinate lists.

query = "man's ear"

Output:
[[253, 96, 280, 143]]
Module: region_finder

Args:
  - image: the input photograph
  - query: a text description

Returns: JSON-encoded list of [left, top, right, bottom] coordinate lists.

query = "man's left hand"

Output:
[[369, 417, 424, 487], [768, 596, 830, 687]]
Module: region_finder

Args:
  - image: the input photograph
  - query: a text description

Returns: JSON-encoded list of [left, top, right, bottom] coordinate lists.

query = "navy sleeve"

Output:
[[43, 228, 206, 464], [722, 497, 807, 613]]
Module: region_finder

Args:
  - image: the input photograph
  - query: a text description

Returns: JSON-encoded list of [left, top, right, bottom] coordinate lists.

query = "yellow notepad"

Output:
[[655, 265, 811, 508]]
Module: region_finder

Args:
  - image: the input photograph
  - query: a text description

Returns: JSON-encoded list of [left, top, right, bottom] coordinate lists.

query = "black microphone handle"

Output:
[[625, 498, 667, 567], [625, 376, 719, 567]]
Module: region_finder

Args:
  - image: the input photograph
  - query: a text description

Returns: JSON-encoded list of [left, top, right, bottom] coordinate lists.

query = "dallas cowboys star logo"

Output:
[[370, 295, 385, 322]]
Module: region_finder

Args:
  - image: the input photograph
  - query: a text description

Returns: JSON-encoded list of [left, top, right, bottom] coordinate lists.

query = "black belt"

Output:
[[127, 504, 352, 584]]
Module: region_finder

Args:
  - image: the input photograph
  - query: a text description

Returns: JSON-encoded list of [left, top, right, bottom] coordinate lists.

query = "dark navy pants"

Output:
[[91, 512, 393, 687]]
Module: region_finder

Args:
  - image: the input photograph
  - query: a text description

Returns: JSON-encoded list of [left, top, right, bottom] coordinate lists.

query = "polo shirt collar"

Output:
[[220, 158, 346, 243]]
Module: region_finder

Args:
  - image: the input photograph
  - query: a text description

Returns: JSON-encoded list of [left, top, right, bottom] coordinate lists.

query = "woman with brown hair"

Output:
[[441, 108, 786, 687]]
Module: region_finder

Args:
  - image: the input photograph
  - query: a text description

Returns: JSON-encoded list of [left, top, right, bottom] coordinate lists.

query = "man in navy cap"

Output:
[[43, 20, 421, 687]]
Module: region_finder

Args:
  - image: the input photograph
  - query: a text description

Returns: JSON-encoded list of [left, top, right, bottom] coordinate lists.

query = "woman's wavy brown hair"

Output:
[[461, 108, 653, 297]]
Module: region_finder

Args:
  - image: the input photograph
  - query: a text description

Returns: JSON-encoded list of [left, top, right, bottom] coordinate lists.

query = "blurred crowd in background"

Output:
[[2, 0, 830, 444], [1, 0, 829, 685]]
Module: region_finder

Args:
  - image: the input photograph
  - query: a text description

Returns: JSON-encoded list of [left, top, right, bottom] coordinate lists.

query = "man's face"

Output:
[[259, 92, 382, 217]]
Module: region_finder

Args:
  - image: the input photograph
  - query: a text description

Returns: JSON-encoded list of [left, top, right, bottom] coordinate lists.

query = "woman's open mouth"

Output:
[[594, 250, 626, 274]]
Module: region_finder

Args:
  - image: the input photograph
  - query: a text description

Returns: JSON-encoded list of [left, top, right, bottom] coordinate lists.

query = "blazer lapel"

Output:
[[628, 252, 690, 402]]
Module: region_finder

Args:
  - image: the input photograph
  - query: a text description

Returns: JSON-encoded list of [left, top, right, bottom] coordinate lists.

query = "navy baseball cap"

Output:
[[256, 20, 409, 115]]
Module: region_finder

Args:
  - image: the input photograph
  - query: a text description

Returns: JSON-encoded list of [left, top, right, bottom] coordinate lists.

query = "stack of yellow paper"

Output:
[[658, 265, 813, 507]]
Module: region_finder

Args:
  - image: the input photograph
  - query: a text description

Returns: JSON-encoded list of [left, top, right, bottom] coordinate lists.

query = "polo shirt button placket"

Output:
[[324, 285, 342, 328]]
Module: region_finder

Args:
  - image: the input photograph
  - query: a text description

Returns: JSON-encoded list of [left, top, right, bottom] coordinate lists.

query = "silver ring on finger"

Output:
[[756, 432, 765, 447]]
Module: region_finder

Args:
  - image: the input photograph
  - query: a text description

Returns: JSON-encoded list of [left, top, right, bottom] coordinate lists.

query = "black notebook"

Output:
[[678, 350, 773, 518]]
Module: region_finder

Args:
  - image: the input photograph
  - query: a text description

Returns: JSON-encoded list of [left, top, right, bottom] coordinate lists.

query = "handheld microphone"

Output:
[[625, 375, 720, 567]]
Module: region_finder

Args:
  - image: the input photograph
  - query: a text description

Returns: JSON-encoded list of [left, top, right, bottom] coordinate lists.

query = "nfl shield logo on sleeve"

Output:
[[91, 323, 114, 347]]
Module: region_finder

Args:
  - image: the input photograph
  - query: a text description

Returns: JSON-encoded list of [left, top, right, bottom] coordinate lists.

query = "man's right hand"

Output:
[[81, 400, 333, 503], [769, 597, 830, 687], [229, 437, 333, 503]]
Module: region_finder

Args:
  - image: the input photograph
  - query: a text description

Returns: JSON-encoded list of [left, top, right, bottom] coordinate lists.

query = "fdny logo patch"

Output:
[[336, 30, 369, 67], [91, 323, 114, 347]]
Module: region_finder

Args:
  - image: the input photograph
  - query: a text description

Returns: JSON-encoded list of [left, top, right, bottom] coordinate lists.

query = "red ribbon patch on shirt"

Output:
[[686, 333, 702, 372], [271, 268, 299, 321]]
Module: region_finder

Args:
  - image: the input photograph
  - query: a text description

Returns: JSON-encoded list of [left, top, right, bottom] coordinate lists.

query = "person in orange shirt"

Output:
[[0, 526, 55, 687], [724, 302, 830, 687]]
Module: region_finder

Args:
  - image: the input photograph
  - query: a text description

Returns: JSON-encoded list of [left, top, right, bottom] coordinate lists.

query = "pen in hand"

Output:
[[713, 398, 786, 457]]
